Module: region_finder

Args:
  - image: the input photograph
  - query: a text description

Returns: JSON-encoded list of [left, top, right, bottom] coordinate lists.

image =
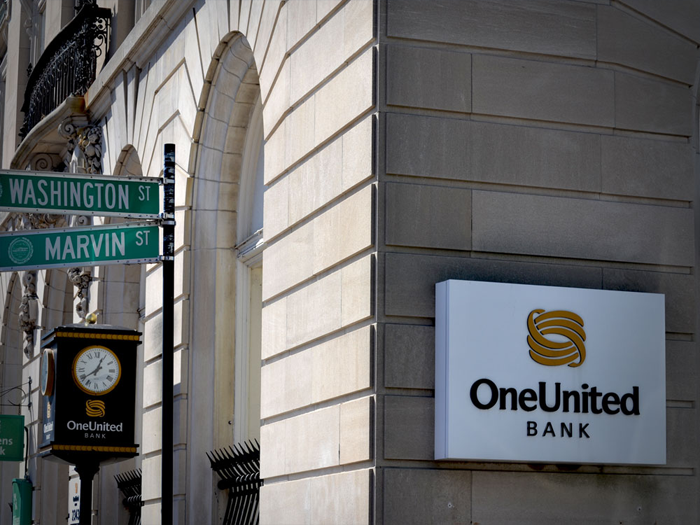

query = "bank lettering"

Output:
[[470, 378, 640, 439]]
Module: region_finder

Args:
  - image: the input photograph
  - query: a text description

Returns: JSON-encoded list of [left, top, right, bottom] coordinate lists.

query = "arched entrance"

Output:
[[187, 33, 264, 522]]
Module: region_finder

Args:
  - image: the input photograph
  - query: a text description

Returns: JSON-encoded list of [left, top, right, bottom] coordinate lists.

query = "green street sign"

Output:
[[0, 222, 160, 271], [0, 415, 24, 462], [0, 170, 160, 218]]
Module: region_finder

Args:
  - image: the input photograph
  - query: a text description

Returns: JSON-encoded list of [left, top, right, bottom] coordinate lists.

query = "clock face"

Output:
[[72, 345, 122, 396], [41, 349, 55, 396]]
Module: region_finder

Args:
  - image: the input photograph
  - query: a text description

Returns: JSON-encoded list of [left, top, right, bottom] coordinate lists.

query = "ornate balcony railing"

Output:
[[19, 2, 110, 139]]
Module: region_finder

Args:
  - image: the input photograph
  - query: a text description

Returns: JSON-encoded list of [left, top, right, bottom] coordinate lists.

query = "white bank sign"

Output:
[[435, 280, 666, 465]]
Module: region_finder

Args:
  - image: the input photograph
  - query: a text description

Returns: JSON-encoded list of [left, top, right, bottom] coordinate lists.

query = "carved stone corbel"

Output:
[[18, 271, 38, 357], [58, 119, 103, 175], [68, 267, 91, 320]]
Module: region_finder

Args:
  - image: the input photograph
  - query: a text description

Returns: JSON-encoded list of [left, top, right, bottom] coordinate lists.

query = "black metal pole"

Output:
[[161, 144, 175, 524], [75, 460, 99, 525]]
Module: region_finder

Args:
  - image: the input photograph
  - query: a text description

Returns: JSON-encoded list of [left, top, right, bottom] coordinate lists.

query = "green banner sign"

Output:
[[0, 415, 24, 462], [0, 223, 160, 271], [0, 170, 160, 218]]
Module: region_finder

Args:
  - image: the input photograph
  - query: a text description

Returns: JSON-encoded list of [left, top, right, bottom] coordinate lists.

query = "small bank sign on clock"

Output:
[[435, 280, 666, 465]]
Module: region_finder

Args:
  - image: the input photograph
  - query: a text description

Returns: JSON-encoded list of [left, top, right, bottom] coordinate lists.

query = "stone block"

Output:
[[261, 297, 287, 360], [384, 252, 603, 318], [290, 2, 343, 103], [318, 0, 343, 23], [385, 182, 471, 250], [287, 136, 343, 230], [143, 361, 162, 408], [597, 6, 697, 85], [386, 0, 596, 59], [601, 136, 694, 201], [384, 468, 472, 525], [246, 0, 264, 49], [258, 3, 287, 101], [262, 220, 314, 300], [145, 264, 163, 317], [264, 256, 372, 356], [312, 185, 373, 274], [311, 326, 373, 404], [666, 341, 697, 402], [143, 313, 163, 361], [385, 324, 435, 389], [340, 396, 372, 464], [254, 1, 281, 67], [314, 47, 374, 147], [286, 404, 341, 474], [472, 190, 695, 267], [283, 349, 313, 415], [387, 44, 471, 113], [287, 271, 343, 349], [287, 0, 317, 49], [667, 407, 698, 467], [263, 327, 372, 418], [623, 0, 700, 43], [472, 54, 615, 127], [263, 120, 286, 184], [285, 95, 316, 171], [263, 176, 289, 238], [261, 358, 286, 419], [141, 407, 162, 455], [387, 113, 471, 180], [262, 59, 290, 135], [261, 469, 371, 525], [384, 395, 434, 460], [341, 255, 373, 326], [615, 71, 692, 136], [342, 115, 374, 191], [471, 471, 698, 523], [141, 455, 161, 501], [343, 0, 374, 57], [260, 420, 286, 479], [602, 268, 696, 334], [470, 121, 601, 192]]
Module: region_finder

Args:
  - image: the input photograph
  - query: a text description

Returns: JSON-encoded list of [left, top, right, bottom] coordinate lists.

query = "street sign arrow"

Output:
[[0, 222, 160, 271], [0, 170, 160, 218]]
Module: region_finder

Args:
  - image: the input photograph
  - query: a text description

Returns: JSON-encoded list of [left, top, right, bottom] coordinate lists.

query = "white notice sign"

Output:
[[435, 280, 666, 465]]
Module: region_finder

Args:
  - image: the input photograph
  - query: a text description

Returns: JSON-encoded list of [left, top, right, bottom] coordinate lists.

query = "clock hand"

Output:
[[86, 356, 107, 378]]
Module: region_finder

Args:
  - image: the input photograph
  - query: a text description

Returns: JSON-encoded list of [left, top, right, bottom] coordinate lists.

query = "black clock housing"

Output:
[[39, 324, 141, 464]]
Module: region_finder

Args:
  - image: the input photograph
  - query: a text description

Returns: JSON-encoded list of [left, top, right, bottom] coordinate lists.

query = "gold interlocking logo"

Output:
[[527, 309, 586, 367], [86, 399, 106, 418]]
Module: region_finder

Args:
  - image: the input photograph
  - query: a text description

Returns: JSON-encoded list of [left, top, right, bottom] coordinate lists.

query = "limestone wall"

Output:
[[377, 0, 700, 523]]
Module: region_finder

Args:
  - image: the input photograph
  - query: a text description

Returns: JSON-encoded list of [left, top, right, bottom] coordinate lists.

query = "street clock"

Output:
[[39, 324, 140, 465]]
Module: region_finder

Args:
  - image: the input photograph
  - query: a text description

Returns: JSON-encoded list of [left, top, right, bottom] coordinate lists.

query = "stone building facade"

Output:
[[0, 0, 696, 523]]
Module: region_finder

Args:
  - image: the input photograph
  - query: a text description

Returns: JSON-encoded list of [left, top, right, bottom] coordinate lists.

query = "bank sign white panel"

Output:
[[435, 280, 666, 465]]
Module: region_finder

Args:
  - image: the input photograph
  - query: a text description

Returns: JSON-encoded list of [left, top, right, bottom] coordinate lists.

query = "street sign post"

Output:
[[0, 222, 159, 271], [0, 170, 160, 218]]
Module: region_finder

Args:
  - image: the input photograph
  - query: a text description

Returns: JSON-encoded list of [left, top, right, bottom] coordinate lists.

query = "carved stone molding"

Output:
[[68, 267, 91, 320], [18, 271, 38, 357], [59, 120, 103, 174]]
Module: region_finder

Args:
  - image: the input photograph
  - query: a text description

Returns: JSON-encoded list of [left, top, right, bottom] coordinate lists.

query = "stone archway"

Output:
[[186, 33, 265, 522]]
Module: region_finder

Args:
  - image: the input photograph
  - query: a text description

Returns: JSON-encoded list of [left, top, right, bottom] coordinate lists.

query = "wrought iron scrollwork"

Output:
[[20, 3, 110, 138]]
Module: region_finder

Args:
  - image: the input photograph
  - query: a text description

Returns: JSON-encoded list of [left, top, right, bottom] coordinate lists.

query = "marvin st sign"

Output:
[[435, 280, 666, 465]]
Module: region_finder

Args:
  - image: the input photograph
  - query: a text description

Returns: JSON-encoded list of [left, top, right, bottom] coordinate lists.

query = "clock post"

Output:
[[39, 324, 140, 525]]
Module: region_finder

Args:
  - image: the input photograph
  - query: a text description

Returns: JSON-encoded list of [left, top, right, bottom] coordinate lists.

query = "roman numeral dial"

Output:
[[72, 345, 121, 395]]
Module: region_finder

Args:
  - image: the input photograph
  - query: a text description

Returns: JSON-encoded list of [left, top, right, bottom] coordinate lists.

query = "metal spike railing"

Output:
[[207, 439, 263, 525], [114, 468, 142, 525]]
